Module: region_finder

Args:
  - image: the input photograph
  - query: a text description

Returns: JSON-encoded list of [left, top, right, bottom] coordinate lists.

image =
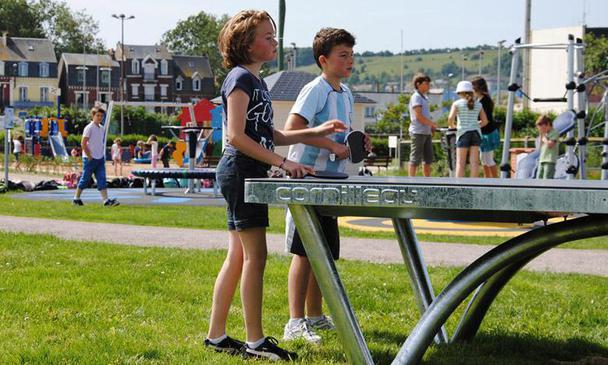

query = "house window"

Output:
[[160, 84, 168, 97], [0, 61, 4, 76], [18, 62, 28, 77], [39, 62, 49, 77], [40, 87, 49, 102], [75, 91, 88, 107], [19, 86, 28, 101], [144, 84, 155, 101], [76, 69, 86, 83], [143, 63, 155, 81], [131, 59, 140, 74], [99, 92, 111, 103], [100, 70, 110, 86], [176, 77, 183, 91], [364, 106, 376, 118], [160, 59, 168, 75], [193, 78, 201, 91], [131, 84, 139, 97]]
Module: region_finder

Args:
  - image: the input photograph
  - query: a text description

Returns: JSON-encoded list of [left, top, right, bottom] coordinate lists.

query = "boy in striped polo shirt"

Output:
[[282, 28, 369, 343]]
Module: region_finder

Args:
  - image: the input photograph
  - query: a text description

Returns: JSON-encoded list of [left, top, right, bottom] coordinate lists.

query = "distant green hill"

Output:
[[294, 48, 511, 88]]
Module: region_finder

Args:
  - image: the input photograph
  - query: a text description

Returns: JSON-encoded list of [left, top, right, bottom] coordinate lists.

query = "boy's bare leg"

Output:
[[456, 148, 468, 178], [238, 227, 267, 342], [74, 187, 83, 199], [288, 255, 311, 319], [422, 163, 432, 177], [305, 270, 323, 317], [100, 189, 109, 201], [208, 231, 244, 339], [408, 163, 418, 177], [469, 147, 480, 177], [489, 164, 498, 178]]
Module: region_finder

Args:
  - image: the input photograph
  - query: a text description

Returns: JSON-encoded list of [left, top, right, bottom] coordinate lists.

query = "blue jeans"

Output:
[[216, 151, 269, 231], [77, 157, 107, 190]]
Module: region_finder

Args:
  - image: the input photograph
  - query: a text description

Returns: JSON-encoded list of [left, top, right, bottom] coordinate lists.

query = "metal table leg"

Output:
[[392, 218, 449, 344], [392, 215, 608, 365], [289, 205, 374, 365]]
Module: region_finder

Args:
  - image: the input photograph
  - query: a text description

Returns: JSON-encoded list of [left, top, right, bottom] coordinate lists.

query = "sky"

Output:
[[64, 0, 608, 52]]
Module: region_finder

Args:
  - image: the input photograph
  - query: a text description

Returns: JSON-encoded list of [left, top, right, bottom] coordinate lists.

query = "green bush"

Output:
[[66, 134, 173, 148]]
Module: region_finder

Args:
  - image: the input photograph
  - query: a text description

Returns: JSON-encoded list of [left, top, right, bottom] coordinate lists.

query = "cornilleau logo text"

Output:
[[275, 185, 418, 205]]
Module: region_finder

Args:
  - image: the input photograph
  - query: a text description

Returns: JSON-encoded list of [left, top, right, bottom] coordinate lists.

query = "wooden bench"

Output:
[[364, 156, 393, 171]]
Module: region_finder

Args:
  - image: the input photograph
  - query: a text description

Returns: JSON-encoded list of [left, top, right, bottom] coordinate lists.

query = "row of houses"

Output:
[[0, 33, 214, 114]]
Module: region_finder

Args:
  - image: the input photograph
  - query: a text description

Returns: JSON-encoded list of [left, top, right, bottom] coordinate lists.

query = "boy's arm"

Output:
[[413, 105, 438, 128], [273, 119, 346, 146], [81, 136, 92, 159], [278, 113, 349, 159]]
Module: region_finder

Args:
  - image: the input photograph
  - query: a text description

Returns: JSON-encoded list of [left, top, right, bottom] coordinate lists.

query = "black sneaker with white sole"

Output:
[[204, 336, 245, 356], [72, 199, 84, 206], [244, 337, 297, 361], [103, 198, 120, 207]]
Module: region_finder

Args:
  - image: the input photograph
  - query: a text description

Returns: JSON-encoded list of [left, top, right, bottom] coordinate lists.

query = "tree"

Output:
[[584, 33, 608, 74], [373, 94, 410, 134], [0, 0, 45, 38], [32, 0, 105, 57], [161, 11, 229, 89]]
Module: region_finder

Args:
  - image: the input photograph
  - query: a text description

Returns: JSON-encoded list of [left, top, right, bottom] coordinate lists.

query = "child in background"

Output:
[[448, 80, 488, 178], [111, 138, 123, 176], [205, 9, 345, 361], [535, 115, 559, 179], [12, 135, 23, 172], [159, 141, 176, 168], [408, 73, 438, 177], [134, 140, 144, 159], [471, 76, 500, 178], [147, 135, 158, 168]]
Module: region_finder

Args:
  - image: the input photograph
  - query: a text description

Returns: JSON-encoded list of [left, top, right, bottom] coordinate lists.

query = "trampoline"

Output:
[[131, 168, 217, 196]]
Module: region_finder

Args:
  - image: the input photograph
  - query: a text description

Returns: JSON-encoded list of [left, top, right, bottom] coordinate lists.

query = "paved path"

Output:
[[1, 215, 607, 277]]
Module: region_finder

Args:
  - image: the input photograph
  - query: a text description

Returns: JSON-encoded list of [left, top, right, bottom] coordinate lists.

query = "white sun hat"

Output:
[[455, 80, 474, 93]]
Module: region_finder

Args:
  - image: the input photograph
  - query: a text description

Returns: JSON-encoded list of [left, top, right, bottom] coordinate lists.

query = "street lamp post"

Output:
[[461, 54, 467, 80], [496, 40, 506, 105], [112, 13, 135, 136]]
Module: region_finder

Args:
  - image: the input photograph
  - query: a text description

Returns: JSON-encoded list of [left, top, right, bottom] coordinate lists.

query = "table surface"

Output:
[[245, 177, 608, 223]]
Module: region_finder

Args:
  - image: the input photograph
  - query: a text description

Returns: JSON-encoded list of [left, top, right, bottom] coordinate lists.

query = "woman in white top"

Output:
[[111, 137, 123, 176], [147, 134, 159, 169], [448, 81, 488, 178], [12, 135, 24, 171]]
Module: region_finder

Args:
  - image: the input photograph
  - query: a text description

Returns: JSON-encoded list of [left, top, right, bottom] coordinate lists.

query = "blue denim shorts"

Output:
[[77, 157, 107, 190], [457, 130, 482, 148], [216, 151, 270, 231]]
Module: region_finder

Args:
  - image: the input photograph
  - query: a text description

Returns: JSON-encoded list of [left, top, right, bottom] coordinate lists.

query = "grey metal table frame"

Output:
[[245, 176, 608, 365]]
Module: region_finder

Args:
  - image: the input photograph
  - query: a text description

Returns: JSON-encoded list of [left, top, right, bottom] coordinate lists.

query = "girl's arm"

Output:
[[447, 104, 457, 128], [226, 89, 313, 178], [479, 108, 489, 127], [281, 113, 349, 159], [274, 119, 346, 146]]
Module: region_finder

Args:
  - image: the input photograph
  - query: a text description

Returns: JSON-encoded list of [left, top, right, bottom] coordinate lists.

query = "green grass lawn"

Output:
[[1, 193, 607, 250], [1, 231, 607, 364]]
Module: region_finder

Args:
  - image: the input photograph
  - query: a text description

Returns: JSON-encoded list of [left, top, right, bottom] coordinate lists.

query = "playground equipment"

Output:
[[500, 35, 585, 179], [23, 116, 69, 159]]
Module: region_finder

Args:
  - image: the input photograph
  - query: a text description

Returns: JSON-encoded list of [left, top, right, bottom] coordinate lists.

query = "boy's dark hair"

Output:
[[412, 73, 431, 90], [218, 10, 276, 69], [313, 28, 356, 69]]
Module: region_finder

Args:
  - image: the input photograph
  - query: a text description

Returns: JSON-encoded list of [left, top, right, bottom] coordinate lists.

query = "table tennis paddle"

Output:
[[305, 170, 349, 179], [346, 130, 367, 163]]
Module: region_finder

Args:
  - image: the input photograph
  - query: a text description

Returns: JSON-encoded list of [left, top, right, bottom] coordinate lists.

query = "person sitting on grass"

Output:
[[72, 106, 119, 207]]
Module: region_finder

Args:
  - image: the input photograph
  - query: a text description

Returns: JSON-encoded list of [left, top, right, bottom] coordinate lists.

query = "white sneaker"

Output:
[[283, 318, 321, 344], [307, 315, 335, 331]]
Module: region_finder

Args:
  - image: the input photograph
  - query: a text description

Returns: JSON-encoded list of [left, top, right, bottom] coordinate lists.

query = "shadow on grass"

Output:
[[363, 331, 608, 365]]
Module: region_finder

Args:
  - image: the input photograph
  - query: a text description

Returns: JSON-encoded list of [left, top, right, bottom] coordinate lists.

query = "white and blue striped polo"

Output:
[[454, 99, 482, 141], [287, 76, 353, 172]]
